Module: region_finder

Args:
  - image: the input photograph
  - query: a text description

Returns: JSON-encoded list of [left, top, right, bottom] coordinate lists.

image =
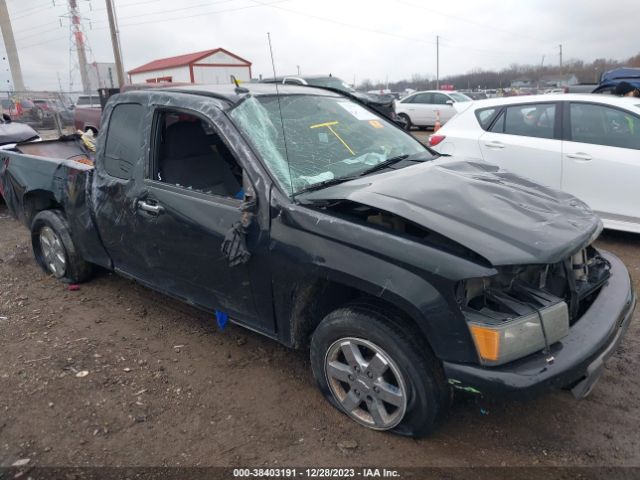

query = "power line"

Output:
[[394, 0, 549, 44], [88, 0, 242, 25], [16, 25, 61, 41], [249, 0, 438, 46], [19, 33, 67, 49], [11, 1, 55, 20], [250, 0, 545, 60], [13, 0, 242, 45], [14, 0, 239, 47], [438, 38, 546, 60], [14, 18, 60, 34], [16, 0, 286, 49], [115, 0, 289, 28], [8, 0, 51, 17]]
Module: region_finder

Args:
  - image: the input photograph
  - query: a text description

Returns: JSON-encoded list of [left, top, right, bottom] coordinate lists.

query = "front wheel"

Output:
[[310, 304, 448, 437], [31, 210, 93, 284], [397, 113, 412, 131]]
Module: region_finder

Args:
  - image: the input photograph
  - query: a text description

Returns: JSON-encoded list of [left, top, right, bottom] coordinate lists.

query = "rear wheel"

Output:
[[31, 210, 92, 283], [310, 303, 448, 437]]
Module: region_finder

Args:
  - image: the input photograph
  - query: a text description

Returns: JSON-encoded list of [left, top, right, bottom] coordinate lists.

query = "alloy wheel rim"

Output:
[[324, 337, 407, 430], [39, 226, 66, 278]]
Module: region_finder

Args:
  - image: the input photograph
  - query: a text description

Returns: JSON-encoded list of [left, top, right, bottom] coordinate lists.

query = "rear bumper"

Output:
[[443, 250, 636, 398]]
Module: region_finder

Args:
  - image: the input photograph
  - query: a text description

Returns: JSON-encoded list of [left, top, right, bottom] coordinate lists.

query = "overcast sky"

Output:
[[3, 0, 639, 91]]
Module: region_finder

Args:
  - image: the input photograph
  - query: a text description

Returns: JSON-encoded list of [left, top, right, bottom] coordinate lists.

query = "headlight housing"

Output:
[[459, 265, 570, 366]]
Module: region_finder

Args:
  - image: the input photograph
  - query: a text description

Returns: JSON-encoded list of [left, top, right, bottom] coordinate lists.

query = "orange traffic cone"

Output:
[[434, 110, 441, 132]]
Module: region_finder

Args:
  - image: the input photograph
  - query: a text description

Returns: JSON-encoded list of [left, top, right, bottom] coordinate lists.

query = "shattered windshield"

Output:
[[229, 94, 427, 195]]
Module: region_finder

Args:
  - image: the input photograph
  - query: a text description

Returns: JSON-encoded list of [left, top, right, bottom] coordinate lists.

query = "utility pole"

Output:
[[296, 65, 300, 75], [105, 0, 125, 88], [559, 44, 563, 74], [436, 35, 440, 90], [0, 0, 25, 92]]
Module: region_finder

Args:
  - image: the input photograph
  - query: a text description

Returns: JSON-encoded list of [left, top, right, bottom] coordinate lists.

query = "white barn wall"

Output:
[[192, 65, 250, 84], [196, 51, 248, 65], [129, 66, 191, 84]]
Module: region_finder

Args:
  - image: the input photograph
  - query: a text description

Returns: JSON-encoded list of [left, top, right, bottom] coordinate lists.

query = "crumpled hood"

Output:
[[0, 122, 38, 146], [299, 160, 601, 266]]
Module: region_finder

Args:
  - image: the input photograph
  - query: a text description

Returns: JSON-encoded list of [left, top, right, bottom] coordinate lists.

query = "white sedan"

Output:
[[428, 94, 640, 233], [394, 90, 472, 130]]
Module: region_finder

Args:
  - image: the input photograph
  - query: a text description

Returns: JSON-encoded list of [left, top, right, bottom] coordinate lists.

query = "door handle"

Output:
[[566, 152, 592, 161], [137, 200, 164, 215], [484, 141, 505, 149]]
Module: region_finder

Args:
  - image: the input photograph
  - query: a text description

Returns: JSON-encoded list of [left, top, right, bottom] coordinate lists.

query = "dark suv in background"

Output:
[[261, 74, 406, 127], [593, 67, 640, 94]]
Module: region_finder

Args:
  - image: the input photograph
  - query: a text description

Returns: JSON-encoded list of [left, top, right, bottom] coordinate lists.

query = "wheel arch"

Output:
[[284, 274, 440, 355], [22, 189, 64, 226]]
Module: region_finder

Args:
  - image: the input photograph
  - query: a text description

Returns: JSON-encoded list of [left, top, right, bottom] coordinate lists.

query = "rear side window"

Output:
[[490, 110, 505, 133], [412, 93, 432, 104], [76, 96, 97, 106], [502, 103, 556, 139], [104, 103, 144, 179], [449, 92, 471, 102], [475, 107, 499, 130], [570, 103, 640, 150], [431, 93, 450, 105]]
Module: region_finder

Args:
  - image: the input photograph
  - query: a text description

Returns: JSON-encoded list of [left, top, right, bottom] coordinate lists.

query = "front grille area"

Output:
[[458, 244, 611, 326]]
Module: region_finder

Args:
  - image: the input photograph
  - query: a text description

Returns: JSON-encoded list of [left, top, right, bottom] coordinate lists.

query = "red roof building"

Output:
[[128, 48, 252, 84]]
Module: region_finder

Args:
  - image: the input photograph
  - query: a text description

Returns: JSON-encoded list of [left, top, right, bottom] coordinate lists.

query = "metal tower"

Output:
[[0, 0, 25, 92], [67, 0, 92, 93]]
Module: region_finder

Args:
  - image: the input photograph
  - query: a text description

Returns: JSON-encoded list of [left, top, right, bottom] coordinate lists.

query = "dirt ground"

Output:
[[1, 194, 640, 468]]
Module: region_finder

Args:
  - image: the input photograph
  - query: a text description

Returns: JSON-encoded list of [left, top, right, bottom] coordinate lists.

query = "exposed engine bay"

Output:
[[317, 199, 612, 367], [456, 245, 611, 365]]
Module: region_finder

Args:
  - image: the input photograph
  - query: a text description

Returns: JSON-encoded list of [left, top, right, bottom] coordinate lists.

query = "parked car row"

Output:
[[394, 90, 473, 129], [0, 97, 75, 129]]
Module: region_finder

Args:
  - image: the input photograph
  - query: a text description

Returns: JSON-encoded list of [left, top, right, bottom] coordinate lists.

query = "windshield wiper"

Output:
[[294, 151, 435, 196], [358, 150, 436, 177], [294, 175, 359, 195], [357, 154, 409, 176]]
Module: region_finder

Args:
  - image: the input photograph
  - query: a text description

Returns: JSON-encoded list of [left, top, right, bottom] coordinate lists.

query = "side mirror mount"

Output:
[[446, 100, 454, 106], [2, 113, 11, 123]]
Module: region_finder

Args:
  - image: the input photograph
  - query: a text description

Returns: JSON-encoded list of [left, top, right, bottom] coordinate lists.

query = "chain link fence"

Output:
[[0, 90, 85, 138]]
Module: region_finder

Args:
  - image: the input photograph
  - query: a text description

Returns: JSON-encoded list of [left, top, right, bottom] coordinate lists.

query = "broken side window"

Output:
[[151, 110, 243, 199]]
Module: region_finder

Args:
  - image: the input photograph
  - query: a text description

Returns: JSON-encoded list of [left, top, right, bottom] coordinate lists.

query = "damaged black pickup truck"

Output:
[[0, 84, 636, 436]]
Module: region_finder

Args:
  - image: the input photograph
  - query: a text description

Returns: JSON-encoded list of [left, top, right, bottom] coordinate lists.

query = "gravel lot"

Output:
[[1, 141, 639, 468]]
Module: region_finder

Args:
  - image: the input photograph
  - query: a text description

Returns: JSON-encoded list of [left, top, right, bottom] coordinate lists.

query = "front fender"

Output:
[[269, 203, 491, 363]]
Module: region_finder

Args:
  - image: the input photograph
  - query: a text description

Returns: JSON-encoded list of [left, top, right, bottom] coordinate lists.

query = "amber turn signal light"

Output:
[[469, 324, 500, 362]]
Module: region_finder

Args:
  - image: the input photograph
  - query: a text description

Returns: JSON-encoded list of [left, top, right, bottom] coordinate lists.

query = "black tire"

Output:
[[31, 210, 93, 284], [310, 302, 449, 437], [397, 113, 412, 131]]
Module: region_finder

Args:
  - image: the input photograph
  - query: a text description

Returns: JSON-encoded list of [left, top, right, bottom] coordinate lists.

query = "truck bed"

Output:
[[16, 138, 94, 166], [0, 136, 111, 269]]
